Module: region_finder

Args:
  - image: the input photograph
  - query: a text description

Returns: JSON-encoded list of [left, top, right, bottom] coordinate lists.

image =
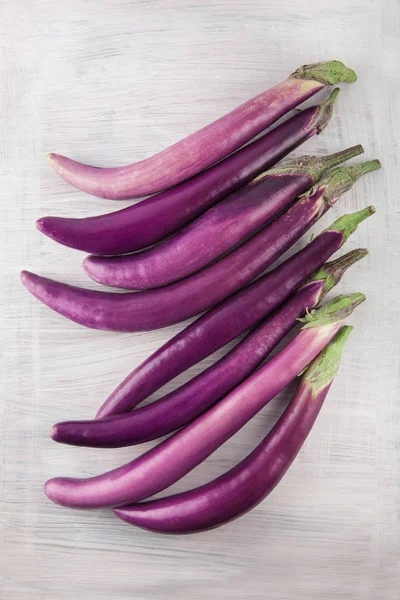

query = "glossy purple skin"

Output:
[[47, 78, 324, 199], [38, 106, 321, 255], [114, 379, 332, 534], [51, 280, 324, 447], [94, 226, 344, 419], [44, 322, 341, 509], [84, 173, 312, 290], [21, 185, 332, 333]]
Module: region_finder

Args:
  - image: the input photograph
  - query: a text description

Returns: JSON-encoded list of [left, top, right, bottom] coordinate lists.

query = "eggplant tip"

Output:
[[82, 256, 90, 271], [20, 270, 30, 286], [20, 270, 40, 293], [113, 507, 129, 521], [36, 217, 45, 233], [82, 256, 97, 280], [44, 478, 55, 501]]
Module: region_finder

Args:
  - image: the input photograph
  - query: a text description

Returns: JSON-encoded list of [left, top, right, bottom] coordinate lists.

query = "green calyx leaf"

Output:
[[299, 293, 365, 329], [303, 325, 353, 396], [310, 88, 340, 133], [290, 60, 357, 85], [306, 160, 381, 206], [307, 248, 368, 298], [326, 205, 376, 243]]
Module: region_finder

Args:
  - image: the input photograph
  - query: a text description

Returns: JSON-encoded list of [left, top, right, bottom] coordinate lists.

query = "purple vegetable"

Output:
[[51, 250, 366, 448], [83, 96, 347, 290], [95, 205, 374, 419], [44, 295, 363, 509], [21, 160, 378, 333], [114, 325, 353, 534], [46, 60, 356, 199], [38, 91, 340, 256]]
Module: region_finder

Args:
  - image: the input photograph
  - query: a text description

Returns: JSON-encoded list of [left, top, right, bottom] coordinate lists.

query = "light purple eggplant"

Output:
[[44, 295, 363, 509], [46, 60, 356, 199], [21, 160, 378, 333], [114, 325, 353, 534], [38, 90, 340, 256], [94, 204, 374, 419], [51, 250, 366, 448]]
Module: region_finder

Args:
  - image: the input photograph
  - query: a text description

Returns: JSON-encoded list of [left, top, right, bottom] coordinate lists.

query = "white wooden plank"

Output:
[[1, 0, 399, 598]]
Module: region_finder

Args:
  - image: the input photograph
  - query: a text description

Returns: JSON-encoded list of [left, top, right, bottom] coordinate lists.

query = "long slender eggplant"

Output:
[[84, 101, 356, 290], [95, 205, 374, 419], [114, 326, 353, 534], [47, 60, 356, 199], [21, 161, 379, 333], [51, 250, 366, 448], [44, 295, 363, 509], [37, 91, 342, 256]]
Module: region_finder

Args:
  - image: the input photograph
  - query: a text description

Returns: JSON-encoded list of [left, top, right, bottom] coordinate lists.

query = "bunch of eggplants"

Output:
[[22, 60, 380, 535]]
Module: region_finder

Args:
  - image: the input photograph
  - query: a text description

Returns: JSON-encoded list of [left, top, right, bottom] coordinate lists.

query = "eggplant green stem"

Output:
[[266, 145, 364, 183], [304, 326, 353, 396], [290, 60, 357, 85], [308, 248, 368, 299], [299, 293, 365, 329], [327, 206, 376, 242], [317, 145, 365, 172]]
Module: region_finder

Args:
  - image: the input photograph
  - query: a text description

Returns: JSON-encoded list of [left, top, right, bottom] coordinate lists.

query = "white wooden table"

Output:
[[1, 1, 399, 598]]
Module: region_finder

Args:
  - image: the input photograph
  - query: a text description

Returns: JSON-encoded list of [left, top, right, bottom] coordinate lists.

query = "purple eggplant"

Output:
[[44, 295, 363, 509], [38, 91, 340, 256], [114, 326, 353, 534], [51, 250, 366, 448], [95, 205, 374, 419], [21, 160, 378, 333], [47, 60, 356, 199]]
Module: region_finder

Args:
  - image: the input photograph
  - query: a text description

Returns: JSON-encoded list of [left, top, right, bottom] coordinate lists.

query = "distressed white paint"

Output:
[[1, 1, 399, 598]]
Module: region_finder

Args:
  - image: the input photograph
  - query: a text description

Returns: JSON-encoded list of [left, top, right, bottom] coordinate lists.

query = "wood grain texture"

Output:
[[1, 0, 399, 598]]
